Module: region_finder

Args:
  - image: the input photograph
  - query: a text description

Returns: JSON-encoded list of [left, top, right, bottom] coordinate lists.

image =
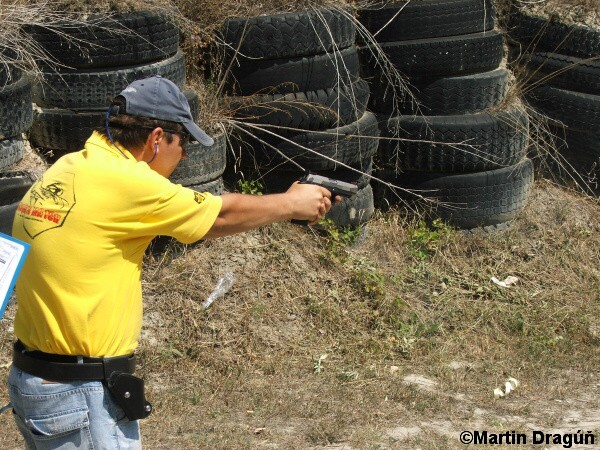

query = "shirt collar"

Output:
[[85, 131, 135, 160]]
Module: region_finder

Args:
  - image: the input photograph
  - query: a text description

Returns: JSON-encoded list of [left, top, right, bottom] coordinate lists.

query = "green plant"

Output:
[[313, 354, 328, 373], [319, 218, 363, 259], [385, 313, 440, 355], [237, 178, 264, 195], [407, 218, 453, 260], [350, 257, 386, 301], [160, 341, 184, 360], [251, 302, 267, 319], [372, 295, 442, 356]]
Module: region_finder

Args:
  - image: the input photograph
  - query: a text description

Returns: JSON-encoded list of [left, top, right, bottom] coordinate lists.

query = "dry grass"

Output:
[[496, 0, 599, 26], [3, 180, 596, 448], [138, 182, 600, 448], [516, 0, 598, 27], [176, 0, 350, 30]]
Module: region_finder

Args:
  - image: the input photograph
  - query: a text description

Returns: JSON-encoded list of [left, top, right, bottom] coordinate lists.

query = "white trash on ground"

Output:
[[202, 272, 235, 309], [494, 377, 519, 399], [491, 275, 519, 288]]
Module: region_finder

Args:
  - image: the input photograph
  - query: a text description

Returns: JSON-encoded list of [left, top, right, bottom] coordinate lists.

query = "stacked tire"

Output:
[[26, 10, 182, 157], [357, 0, 534, 230], [219, 7, 377, 228], [169, 130, 227, 195], [0, 47, 33, 171], [0, 171, 37, 235], [23, 10, 226, 195], [0, 47, 35, 234], [507, 8, 600, 196]]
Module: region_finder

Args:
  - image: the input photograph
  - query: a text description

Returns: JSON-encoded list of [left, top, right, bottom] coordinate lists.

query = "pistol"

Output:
[[298, 173, 358, 199]]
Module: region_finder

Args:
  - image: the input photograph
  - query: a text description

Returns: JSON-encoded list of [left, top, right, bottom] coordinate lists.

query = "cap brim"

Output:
[[183, 120, 214, 146]]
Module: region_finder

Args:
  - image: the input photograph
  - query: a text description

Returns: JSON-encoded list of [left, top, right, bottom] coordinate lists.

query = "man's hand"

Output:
[[286, 181, 335, 225]]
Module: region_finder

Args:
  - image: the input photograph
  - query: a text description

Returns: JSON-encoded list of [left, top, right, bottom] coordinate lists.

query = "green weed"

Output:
[[380, 312, 440, 356], [407, 218, 454, 260], [318, 218, 364, 261], [350, 257, 386, 301], [313, 354, 328, 374], [237, 178, 264, 195]]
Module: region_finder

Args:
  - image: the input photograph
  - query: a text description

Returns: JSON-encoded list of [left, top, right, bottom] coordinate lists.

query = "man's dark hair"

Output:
[[95, 96, 187, 150]]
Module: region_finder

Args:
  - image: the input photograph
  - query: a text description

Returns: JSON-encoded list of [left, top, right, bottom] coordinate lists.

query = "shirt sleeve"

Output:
[[144, 183, 223, 243]]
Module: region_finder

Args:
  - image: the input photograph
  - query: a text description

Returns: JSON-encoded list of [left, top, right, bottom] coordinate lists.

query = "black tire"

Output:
[[509, 48, 600, 96], [0, 138, 25, 170], [225, 78, 370, 131], [187, 177, 226, 196], [561, 130, 600, 169], [324, 184, 374, 228], [185, 89, 200, 121], [359, 30, 503, 78], [565, 131, 600, 155], [378, 106, 529, 172], [0, 202, 19, 236], [32, 50, 186, 109], [368, 67, 509, 114], [24, 11, 179, 69], [221, 7, 355, 60], [28, 109, 102, 152], [525, 85, 600, 133], [0, 47, 21, 87], [239, 111, 380, 170], [226, 46, 360, 96], [170, 132, 227, 187], [508, 9, 600, 59], [0, 76, 33, 139], [0, 170, 36, 206], [374, 158, 534, 229], [552, 130, 599, 196], [357, 0, 495, 43], [29, 88, 201, 153], [235, 156, 374, 194]]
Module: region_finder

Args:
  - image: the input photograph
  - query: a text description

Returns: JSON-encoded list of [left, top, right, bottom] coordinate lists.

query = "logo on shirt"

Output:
[[193, 191, 206, 205], [16, 173, 76, 238]]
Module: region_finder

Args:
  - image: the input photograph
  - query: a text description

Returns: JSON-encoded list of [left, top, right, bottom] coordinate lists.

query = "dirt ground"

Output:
[[1, 178, 598, 449]]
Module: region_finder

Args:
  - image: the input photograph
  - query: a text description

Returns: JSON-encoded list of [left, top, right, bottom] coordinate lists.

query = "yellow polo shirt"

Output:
[[12, 132, 222, 357]]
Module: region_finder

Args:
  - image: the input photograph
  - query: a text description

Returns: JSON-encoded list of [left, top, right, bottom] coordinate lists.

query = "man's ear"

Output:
[[133, 128, 163, 162], [148, 127, 164, 145]]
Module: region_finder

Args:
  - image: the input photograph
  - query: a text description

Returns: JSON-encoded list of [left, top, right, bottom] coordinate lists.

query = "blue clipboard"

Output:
[[0, 232, 30, 319]]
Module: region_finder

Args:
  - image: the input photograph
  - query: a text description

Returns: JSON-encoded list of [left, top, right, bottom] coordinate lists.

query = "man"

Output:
[[7, 76, 334, 448]]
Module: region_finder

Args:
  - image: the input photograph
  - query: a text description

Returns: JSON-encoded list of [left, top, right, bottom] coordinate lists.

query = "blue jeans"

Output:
[[8, 366, 141, 449]]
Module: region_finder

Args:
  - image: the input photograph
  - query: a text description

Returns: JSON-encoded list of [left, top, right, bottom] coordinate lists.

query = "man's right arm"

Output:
[[202, 182, 333, 239]]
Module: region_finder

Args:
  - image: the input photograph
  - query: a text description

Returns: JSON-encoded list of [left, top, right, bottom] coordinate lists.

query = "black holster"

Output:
[[105, 371, 153, 421]]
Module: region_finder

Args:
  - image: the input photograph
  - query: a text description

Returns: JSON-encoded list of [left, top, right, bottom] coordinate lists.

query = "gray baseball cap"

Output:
[[117, 76, 214, 146]]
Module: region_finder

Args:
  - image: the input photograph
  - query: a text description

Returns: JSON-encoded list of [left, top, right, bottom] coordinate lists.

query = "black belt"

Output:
[[12, 340, 136, 382]]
